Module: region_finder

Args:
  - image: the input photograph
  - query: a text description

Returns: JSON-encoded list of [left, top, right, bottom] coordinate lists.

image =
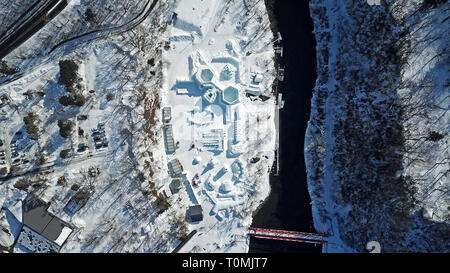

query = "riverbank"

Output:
[[249, 0, 321, 253]]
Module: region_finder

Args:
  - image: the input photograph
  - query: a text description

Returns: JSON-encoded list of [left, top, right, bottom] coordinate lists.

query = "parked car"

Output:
[[95, 141, 103, 149], [22, 159, 30, 164], [13, 158, 20, 164], [93, 134, 105, 141], [77, 144, 87, 153], [11, 152, 19, 158]]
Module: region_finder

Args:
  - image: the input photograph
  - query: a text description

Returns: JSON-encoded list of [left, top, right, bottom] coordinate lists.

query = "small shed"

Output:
[[163, 124, 175, 154], [170, 178, 182, 194], [188, 205, 203, 222], [168, 158, 183, 177]]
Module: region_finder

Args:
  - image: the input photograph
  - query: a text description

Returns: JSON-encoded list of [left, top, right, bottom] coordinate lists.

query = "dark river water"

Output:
[[249, 0, 321, 253]]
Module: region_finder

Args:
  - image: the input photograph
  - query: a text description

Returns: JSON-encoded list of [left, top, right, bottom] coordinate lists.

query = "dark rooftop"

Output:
[[188, 205, 203, 222], [22, 195, 67, 242], [189, 205, 202, 213]]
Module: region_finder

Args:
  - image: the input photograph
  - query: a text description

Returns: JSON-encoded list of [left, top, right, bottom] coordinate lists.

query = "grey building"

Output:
[[16, 196, 72, 253], [17, 225, 60, 253], [170, 178, 182, 194], [163, 124, 175, 154], [162, 107, 171, 123], [188, 205, 203, 222], [168, 158, 183, 177]]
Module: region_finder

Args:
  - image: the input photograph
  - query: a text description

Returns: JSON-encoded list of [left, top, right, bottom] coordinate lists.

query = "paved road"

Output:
[[0, 0, 68, 59], [0, 148, 111, 183], [0, 0, 41, 40], [0, 0, 159, 87]]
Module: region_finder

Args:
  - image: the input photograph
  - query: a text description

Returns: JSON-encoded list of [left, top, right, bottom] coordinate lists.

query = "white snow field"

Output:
[[0, 0, 277, 253]]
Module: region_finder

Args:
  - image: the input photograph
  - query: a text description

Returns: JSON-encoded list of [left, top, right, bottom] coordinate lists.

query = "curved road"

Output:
[[0, 0, 68, 59]]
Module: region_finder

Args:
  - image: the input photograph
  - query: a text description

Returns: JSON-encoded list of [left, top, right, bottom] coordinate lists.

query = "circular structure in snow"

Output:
[[222, 86, 239, 105]]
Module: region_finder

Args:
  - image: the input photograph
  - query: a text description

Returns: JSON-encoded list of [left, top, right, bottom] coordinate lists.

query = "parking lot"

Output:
[[92, 122, 109, 150]]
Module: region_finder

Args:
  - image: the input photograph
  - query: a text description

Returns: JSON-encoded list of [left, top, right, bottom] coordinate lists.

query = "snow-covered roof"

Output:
[[220, 182, 233, 193], [19, 196, 72, 250], [254, 74, 263, 83], [54, 226, 73, 246], [17, 225, 60, 253], [162, 107, 171, 122], [203, 88, 217, 103], [168, 159, 183, 177]]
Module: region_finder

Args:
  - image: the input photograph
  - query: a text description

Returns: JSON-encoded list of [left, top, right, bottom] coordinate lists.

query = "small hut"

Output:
[[188, 205, 203, 222]]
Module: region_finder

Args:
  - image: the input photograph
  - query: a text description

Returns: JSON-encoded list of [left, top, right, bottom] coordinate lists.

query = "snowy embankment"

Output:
[[306, 0, 449, 252]]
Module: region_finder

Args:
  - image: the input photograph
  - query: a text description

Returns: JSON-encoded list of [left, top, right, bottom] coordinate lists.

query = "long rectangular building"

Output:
[[163, 124, 175, 154]]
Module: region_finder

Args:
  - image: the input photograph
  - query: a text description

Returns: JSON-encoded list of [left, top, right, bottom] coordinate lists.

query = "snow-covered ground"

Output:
[[0, 0, 277, 253], [156, 0, 277, 253], [306, 0, 449, 252]]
